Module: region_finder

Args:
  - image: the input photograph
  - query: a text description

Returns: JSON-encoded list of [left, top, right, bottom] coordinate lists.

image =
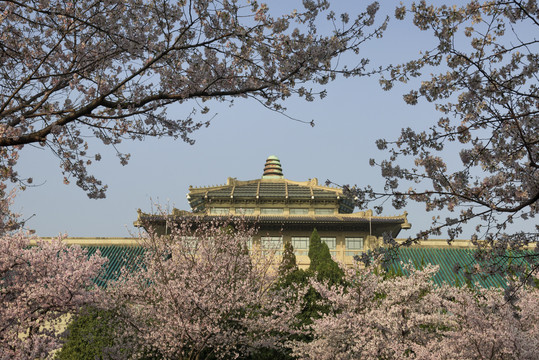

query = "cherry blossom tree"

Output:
[[0, 0, 387, 198], [338, 0, 538, 275], [429, 284, 539, 360], [0, 186, 19, 233], [290, 262, 451, 359], [0, 232, 106, 359], [290, 260, 539, 360], [106, 219, 303, 359]]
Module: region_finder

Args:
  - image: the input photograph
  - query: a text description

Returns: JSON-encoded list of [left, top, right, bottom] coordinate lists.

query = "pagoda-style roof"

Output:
[[187, 156, 355, 213], [136, 155, 411, 237], [187, 177, 355, 213]]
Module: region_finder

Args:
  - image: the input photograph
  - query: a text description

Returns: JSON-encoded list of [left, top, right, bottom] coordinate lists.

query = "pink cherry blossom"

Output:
[[0, 232, 106, 359], [106, 219, 303, 359]]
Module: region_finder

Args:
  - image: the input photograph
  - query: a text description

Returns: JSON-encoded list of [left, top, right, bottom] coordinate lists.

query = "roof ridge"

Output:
[[189, 178, 344, 193]]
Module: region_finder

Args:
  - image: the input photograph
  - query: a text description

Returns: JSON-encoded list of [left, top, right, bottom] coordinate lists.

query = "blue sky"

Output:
[[12, 1, 512, 238]]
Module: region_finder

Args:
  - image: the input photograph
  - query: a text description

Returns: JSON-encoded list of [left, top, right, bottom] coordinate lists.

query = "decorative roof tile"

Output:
[[385, 247, 532, 288], [80, 245, 528, 289], [84, 246, 146, 288], [188, 178, 348, 209]]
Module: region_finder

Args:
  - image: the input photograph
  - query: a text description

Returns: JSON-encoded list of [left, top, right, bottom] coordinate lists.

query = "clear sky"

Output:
[[11, 1, 519, 239]]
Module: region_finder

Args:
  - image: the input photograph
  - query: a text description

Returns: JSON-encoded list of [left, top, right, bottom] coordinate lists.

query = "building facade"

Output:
[[37, 156, 516, 287], [136, 155, 411, 267]]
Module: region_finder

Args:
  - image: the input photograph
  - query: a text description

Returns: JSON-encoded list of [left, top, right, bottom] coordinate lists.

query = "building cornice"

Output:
[[134, 211, 411, 236], [32, 237, 139, 246]]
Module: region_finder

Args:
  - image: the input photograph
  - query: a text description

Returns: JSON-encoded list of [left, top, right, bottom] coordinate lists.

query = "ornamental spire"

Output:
[[262, 155, 284, 179]]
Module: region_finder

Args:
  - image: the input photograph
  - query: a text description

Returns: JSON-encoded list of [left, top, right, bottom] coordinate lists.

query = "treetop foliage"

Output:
[[0, 0, 387, 198], [279, 237, 299, 275], [106, 219, 302, 359], [2, 219, 538, 359], [308, 228, 344, 285], [335, 0, 539, 279], [0, 232, 106, 359], [290, 260, 539, 360], [55, 306, 118, 360]]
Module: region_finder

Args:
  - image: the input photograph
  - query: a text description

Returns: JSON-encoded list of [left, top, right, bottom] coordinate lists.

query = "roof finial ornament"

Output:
[[262, 155, 284, 179]]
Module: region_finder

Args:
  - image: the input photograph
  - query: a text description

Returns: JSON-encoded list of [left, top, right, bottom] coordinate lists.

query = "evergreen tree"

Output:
[[276, 238, 309, 294], [308, 229, 344, 286], [275, 230, 347, 333], [56, 306, 119, 360], [279, 238, 298, 275], [282, 229, 346, 329], [307, 228, 323, 270]]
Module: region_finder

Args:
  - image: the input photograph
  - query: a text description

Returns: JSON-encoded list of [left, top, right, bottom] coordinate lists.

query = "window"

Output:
[[290, 208, 309, 215], [346, 237, 364, 257], [291, 237, 309, 249], [260, 208, 284, 215], [181, 236, 198, 253], [210, 207, 229, 215], [314, 208, 335, 215], [321, 237, 336, 250], [291, 236, 309, 256], [235, 208, 254, 215], [239, 237, 253, 251], [260, 236, 283, 255]]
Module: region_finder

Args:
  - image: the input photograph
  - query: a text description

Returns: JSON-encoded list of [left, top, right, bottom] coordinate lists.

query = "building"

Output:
[[37, 155, 522, 288], [135, 155, 411, 267]]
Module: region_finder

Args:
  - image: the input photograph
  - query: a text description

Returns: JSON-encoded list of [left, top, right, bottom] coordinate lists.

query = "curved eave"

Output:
[[188, 194, 355, 214], [187, 178, 348, 210], [138, 214, 407, 223], [137, 214, 410, 237]]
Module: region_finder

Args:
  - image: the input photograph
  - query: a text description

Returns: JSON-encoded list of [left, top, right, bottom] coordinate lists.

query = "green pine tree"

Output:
[[273, 230, 347, 337], [276, 237, 308, 290], [308, 228, 344, 286], [55, 306, 118, 360], [280, 229, 345, 329], [279, 238, 298, 275]]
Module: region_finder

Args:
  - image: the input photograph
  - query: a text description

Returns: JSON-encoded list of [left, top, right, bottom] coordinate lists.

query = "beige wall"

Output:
[[395, 238, 476, 249], [34, 237, 139, 246], [252, 229, 380, 268]]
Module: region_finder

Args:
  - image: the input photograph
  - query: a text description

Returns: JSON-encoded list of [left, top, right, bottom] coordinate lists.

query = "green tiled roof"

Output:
[[84, 246, 530, 289], [232, 183, 259, 196], [187, 179, 355, 214], [84, 246, 145, 287], [385, 247, 533, 288], [197, 182, 335, 200]]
